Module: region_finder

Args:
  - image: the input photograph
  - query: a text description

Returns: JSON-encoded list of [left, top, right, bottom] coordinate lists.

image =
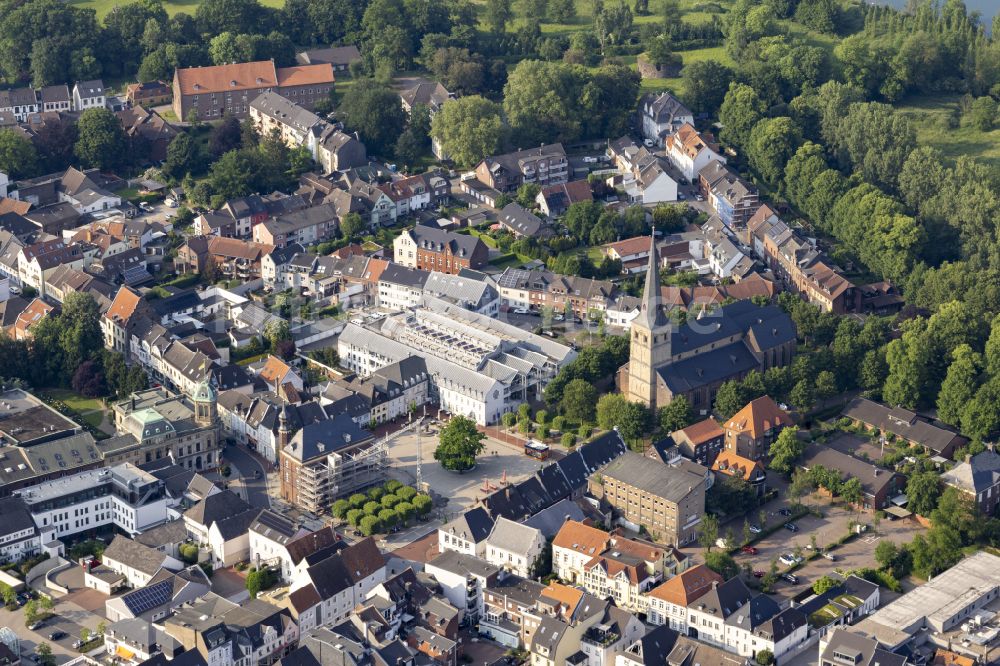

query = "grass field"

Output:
[[895, 94, 1000, 167], [46, 389, 105, 413]]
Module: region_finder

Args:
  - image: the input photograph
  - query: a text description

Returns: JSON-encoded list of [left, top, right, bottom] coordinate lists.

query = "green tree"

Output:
[[658, 396, 693, 433], [595, 393, 649, 441], [789, 378, 814, 413], [0, 583, 14, 608], [812, 575, 839, 595], [937, 344, 983, 427], [517, 183, 541, 209], [840, 477, 863, 511], [339, 212, 366, 240], [338, 80, 407, 156], [0, 129, 39, 179], [359, 514, 381, 536], [713, 380, 747, 419], [719, 82, 766, 149], [561, 378, 598, 422], [755, 649, 775, 666], [164, 132, 202, 180], [704, 551, 739, 578], [430, 96, 504, 167], [747, 117, 801, 185], [245, 566, 276, 598], [412, 493, 433, 515], [332, 499, 350, 519], [699, 513, 719, 551], [178, 543, 199, 563], [906, 471, 941, 517], [485, 0, 513, 33], [768, 428, 804, 474], [434, 415, 486, 471], [346, 508, 365, 527], [349, 492, 368, 509], [970, 96, 997, 132], [74, 108, 128, 171], [395, 501, 415, 524], [682, 60, 734, 116], [814, 370, 838, 402], [874, 540, 898, 570], [36, 643, 54, 666]]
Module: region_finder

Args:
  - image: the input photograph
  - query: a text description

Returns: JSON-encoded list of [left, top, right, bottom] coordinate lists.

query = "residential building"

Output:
[[639, 92, 694, 146], [393, 224, 488, 274], [172, 61, 335, 121], [99, 535, 183, 588], [712, 451, 766, 496], [622, 156, 679, 205], [670, 418, 725, 466], [798, 445, 905, 513], [475, 144, 569, 192], [589, 451, 706, 546], [73, 80, 106, 111], [117, 106, 180, 163], [620, 235, 795, 412], [745, 205, 859, 313], [39, 85, 71, 113], [842, 397, 967, 460], [289, 537, 385, 630], [819, 630, 910, 666], [684, 578, 755, 649], [645, 563, 723, 630], [12, 166, 122, 215], [941, 450, 1000, 516], [104, 566, 212, 623], [0, 88, 39, 122], [125, 81, 172, 107], [247, 509, 310, 580], [665, 124, 725, 182], [496, 267, 617, 318], [295, 45, 362, 71], [163, 594, 297, 666], [314, 126, 367, 173], [498, 203, 550, 239], [338, 297, 575, 425], [535, 180, 592, 218], [400, 81, 453, 115], [425, 550, 502, 624], [699, 161, 759, 228], [183, 489, 259, 567], [104, 618, 182, 666], [722, 396, 792, 462], [438, 507, 495, 558], [18, 239, 85, 297], [484, 517, 545, 578], [252, 203, 338, 248], [481, 576, 547, 648], [278, 411, 386, 513], [322, 356, 431, 427], [15, 463, 170, 540]]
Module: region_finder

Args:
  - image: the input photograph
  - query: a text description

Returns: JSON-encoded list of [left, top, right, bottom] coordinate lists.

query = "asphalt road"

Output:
[[223, 444, 271, 509]]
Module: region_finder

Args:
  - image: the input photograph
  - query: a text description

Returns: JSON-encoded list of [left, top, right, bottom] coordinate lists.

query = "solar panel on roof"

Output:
[[123, 578, 173, 615]]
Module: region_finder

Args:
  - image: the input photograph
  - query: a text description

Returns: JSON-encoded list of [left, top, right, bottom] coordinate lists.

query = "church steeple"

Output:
[[634, 229, 666, 330], [625, 228, 671, 411]]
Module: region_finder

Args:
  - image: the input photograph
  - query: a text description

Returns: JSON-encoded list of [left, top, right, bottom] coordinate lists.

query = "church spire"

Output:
[[634, 228, 666, 330]]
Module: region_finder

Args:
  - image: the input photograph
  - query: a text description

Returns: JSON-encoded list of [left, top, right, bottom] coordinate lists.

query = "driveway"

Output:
[[223, 444, 271, 509]]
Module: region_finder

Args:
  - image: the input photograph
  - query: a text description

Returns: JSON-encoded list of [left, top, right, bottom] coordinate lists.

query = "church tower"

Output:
[[627, 231, 671, 410]]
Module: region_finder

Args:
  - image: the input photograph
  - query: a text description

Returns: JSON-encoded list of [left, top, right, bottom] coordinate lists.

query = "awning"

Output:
[[116, 646, 135, 660], [891, 494, 908, 506], [885, 506, 911, 519]]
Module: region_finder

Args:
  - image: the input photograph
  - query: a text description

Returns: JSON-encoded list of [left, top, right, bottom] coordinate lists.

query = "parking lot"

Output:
[[0, 593, 105, 664], [733, 499, 926, 599]]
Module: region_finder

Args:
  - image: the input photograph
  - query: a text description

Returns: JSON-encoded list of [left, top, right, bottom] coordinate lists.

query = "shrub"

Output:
[[578, 425, 591, 439], [535, 409, 549, 425], [552, 416, 566, 432], [179, 543, 199, 564], [561, 433, 576, 447], [501, 412, 517, 428]]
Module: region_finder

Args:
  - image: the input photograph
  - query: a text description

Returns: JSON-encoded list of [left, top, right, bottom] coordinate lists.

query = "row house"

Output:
[[552, 520, 686, 613], [73, 80, 106, 111], [475, 144, 569, 192], [0, 88, 39, 122], [39, 85, 71, 113], [217, 392, 326, 463], [379, 171, 449, 217], [699, 160, 759, 228], [665, 123, 726, 182], [125, 80, 172, 107], [249, 92, 368, 174], [252, 202, 338, 248], [248, 510, 336, 582], [496, 267, 618, 318], [17, 238, 85, 297], [289, 537, 386, 631], [320, 356, 431, 427], [393, 224, 489, 274], [746, 205, 860, 314]]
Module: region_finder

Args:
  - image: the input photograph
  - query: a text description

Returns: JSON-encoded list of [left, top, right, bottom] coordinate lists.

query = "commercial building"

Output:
[[589, 451, 706, 546], [15, 463, 169, 540], [338, 296, 575, 425], [172, 60, 334, 121]]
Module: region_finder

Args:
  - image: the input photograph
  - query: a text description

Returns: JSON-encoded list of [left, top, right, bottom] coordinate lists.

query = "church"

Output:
[[619, 234, 796, 414]]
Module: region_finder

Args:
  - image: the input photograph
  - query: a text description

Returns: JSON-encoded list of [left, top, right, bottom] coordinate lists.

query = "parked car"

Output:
[[753, 570, 765, 578], [583, 156, 598, 164], [553, 313, 565, 321], [822, 552, 837, 561], [784, 522, 799, 532], [138, 201, 154, 212], [48, 631, 66, 641], [740, 545, 758, 555], [27, 622, 43, 631], [643, 139, 655, 148], [513, 307, 529, 315], [72, 640, 84, 649], [782, 573, 799, 584], [778, 508, 792, 516], [748, 524, 762, 534], [779, 553, 802, 566]]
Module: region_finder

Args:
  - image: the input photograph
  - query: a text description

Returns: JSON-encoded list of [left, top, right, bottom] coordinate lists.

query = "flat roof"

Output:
[[0, 390, 79, 444]]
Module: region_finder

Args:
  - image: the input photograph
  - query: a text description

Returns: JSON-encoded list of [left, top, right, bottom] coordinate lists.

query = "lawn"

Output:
[[46, 389, 105, 413], [895, 94, 1000, 168], [69, 0, 284, 18]]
